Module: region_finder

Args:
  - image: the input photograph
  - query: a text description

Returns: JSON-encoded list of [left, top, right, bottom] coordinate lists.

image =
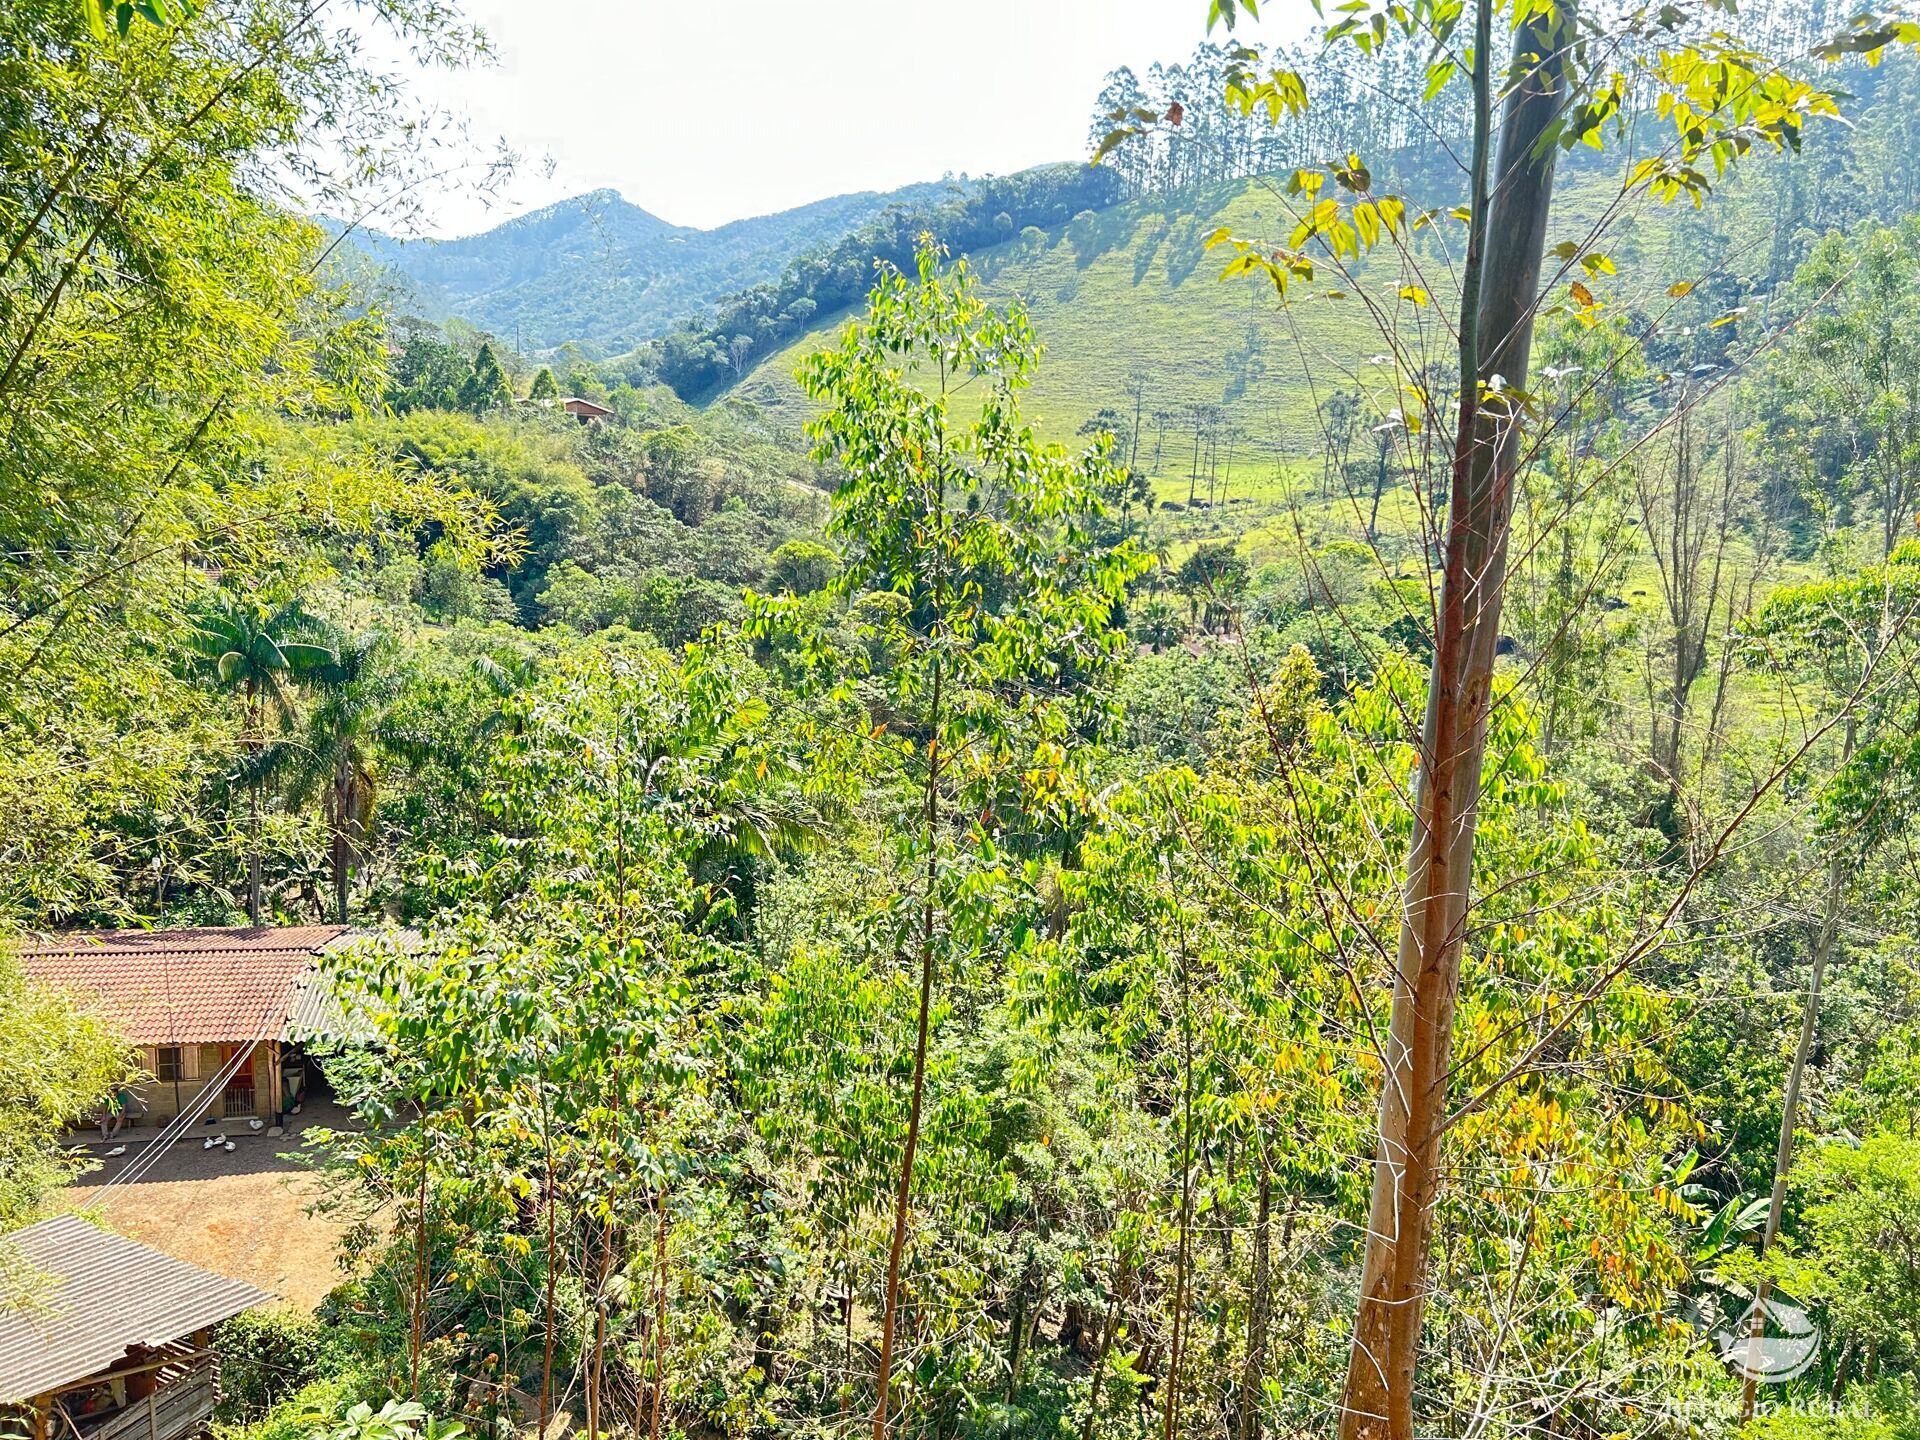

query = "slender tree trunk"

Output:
[[1079, 1263, 1128, 1440], [588, 1216, 611, 1439], [409, 1101, 429, 1400], [248, 782, 263, 925], [1339, 9, 1571, 1439], [1211, 1145, 1235, 1422], [843, 1258, 856, 1414], [1741, 721, 1854, 1421], [1131, 398, 1143, 471], [1161, 909, 1198, 1440], [1005, 1253, 1031, 1404], [538, 1090, 558, 1440], [1238, 1153, 1272, 1440], [1187, 422, 1203, 507], [495, 1295, 509, 1440], [331, 765, 350, 925], [874, 404, 953, 1439], [650, 1189, 669, 1440], [246, 677, 263, 926], [873, 668, 941, 1440]]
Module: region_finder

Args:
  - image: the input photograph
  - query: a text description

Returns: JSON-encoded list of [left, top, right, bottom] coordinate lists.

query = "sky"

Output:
[[376, 0, 1306, 239]]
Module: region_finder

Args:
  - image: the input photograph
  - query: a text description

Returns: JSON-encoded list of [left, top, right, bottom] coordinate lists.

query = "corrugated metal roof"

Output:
[[291, 930, 419, 1044], [15, 927, 348, 1045], [0, 1216, 269, 1402], [285, 969, 375, 1043]]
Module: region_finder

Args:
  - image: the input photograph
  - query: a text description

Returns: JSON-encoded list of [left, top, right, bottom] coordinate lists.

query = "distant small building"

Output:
[[17, 926, 369, 1129], [0, 1214, 269, 1440], [557, 395, 613, 423]]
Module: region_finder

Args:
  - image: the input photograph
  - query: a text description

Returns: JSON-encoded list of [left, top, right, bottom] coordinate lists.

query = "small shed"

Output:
[[0, 1215, 269, 1440], [557, 395, 613, 423]]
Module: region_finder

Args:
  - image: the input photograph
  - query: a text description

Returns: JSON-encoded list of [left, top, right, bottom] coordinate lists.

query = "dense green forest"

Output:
[[8, 3, 1920, 1440]]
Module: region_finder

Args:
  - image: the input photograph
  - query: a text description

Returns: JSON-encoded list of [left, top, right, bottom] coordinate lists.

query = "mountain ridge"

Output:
[[343, 178, 978, 354]]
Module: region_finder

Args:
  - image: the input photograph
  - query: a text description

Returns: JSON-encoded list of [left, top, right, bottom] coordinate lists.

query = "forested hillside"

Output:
[[8, 5, 1920, 1440], [645, 162, 1127, 400], [345, 180, 970, 352]]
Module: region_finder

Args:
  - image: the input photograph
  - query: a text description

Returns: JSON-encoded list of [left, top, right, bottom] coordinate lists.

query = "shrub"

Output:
[[766, 539, 841, 596], [213, 1310, 330, 1423], [1749, 1380, 1920, 1440]]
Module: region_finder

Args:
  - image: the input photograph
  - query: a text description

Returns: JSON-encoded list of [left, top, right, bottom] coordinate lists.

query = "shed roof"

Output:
[[16, 926, 350, 1046], [0, 1215, 269, 1402]]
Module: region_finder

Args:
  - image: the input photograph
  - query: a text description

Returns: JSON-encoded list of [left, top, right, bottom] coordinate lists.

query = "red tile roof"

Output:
[[14, 926, 349, 1046]]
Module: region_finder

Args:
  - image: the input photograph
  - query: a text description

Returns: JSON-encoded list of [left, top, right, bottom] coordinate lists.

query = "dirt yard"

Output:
[[60, 1094, 359, 1313]]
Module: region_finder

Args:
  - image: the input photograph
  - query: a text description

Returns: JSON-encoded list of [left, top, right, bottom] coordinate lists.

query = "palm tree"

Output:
[[469, 649, 541, 749], [1134, 594, 1182, 653], [265, 630, 402, 924], [187, 597, 335, 924]]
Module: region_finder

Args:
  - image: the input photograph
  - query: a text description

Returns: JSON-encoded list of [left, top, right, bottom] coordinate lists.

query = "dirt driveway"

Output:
[[61, 1094, 360, 1313]]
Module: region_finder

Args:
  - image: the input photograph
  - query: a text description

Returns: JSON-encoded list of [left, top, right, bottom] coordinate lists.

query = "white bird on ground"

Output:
[[105, 1145, 126, 1158]]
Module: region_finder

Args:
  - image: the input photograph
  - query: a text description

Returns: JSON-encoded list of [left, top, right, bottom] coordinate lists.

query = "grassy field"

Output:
[[739, 179, 1402, 474], [728, 141, 1834, 621], [730, 160, 1731, 553]]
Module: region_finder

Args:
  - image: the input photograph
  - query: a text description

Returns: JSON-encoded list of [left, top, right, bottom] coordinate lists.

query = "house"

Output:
[[17, 926, 367, 1130], [0, 1215, 269, 1440], [557, 395, 614, 423]]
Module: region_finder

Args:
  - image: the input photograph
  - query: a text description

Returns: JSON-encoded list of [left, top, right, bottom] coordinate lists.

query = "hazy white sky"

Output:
[[383, 0, 1306, 238]]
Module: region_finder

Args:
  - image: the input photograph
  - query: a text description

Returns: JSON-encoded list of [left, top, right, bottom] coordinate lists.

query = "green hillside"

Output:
[[737, 181, 1341, 460], [731, 170, 1647, 561], [727, 126, 1872, 569], [343, 180, 966, 353]]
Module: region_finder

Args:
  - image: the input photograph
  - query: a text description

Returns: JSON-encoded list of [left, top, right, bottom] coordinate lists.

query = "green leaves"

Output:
[[82, 0, 197, 39], [1207, 0, 1259, 30], [796, 236, 1148, 782], [302, 1400, 461, 1440], [1207, 0, 1919, 229], [1813, 13, 1920, 63], [1222, 59, 1309, 125], [1203, 181, 1406, 303], [2, 0, 501, 918], [0, 949, 139, 1225], [1091, 108, 1160, 167], [781, 241, 1156, 1421], [189, 597, 333, 691]]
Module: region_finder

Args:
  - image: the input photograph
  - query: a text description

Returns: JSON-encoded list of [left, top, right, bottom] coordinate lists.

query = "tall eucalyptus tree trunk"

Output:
[[1339, 7, 1573, 1437]]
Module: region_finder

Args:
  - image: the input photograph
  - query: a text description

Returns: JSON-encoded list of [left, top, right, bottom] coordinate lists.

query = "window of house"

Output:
[[154, 1046, 185, 1083]]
